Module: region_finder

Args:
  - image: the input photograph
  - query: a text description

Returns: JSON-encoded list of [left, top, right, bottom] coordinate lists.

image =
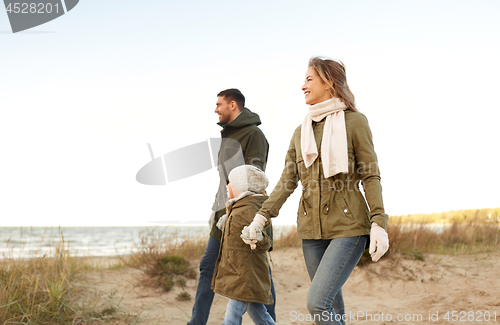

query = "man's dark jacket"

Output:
[[210, 108, 271, 244]]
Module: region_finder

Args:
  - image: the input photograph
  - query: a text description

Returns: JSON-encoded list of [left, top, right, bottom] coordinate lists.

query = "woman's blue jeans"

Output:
[[302, 235, 367, 325], [222, 299, 276, 325]]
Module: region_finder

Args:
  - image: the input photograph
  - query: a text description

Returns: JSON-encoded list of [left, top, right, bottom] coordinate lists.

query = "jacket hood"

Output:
[[218, 107, 262, 130], [231, 194, 268, 211]]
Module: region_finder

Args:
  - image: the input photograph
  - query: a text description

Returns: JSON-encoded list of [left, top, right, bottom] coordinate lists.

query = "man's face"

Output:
[[215, 96, 233, 124]]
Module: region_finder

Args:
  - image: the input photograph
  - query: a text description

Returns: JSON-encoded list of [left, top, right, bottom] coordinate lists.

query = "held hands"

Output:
[[369, 222, 389, 262], [241, 214, 267, 249], [240, 226, 264, 250], [247, 214, 267, 239]]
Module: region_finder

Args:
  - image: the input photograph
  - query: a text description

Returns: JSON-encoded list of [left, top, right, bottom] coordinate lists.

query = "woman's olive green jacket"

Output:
[[258, 110, 389, 240]]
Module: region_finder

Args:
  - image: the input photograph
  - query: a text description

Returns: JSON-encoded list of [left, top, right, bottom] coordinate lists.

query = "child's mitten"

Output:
[[241, 226, 264, 250]]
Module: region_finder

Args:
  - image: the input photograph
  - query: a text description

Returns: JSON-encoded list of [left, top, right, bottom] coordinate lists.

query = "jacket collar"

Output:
[[218, 107, 262, 133]]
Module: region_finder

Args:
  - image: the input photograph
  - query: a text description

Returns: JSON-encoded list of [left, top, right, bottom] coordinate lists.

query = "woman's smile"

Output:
[[302, 66, 331, 105]]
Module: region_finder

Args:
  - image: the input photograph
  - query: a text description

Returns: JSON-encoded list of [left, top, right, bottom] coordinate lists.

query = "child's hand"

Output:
[[241, 226, 263, 250]]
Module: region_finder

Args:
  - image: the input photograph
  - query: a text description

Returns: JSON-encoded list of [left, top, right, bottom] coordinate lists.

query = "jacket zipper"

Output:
[[318, 167, 322, 238], [318, 123, 323, 239]]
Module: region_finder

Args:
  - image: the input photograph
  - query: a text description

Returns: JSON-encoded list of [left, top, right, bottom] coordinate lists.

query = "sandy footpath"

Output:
[[83, 248, 500, 325]]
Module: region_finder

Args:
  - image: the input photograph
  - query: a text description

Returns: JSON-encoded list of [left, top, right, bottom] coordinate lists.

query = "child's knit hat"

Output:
[[228, 165, 269, 195]]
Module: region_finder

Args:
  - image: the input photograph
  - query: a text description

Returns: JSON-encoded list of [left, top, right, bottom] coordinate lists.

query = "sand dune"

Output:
[[84, 248, 500, 324]]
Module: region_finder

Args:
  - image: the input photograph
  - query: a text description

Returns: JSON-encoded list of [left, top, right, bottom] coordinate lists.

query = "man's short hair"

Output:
[[217, 89, 245, 110]]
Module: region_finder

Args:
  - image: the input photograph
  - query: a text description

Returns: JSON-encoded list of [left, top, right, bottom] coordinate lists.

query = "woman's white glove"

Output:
[[216, 214, 227, 230], [208, 210, 216, 230], [240, 226, 264, 250], [369, 222, 389, 262], [247, 214, 267, 240]]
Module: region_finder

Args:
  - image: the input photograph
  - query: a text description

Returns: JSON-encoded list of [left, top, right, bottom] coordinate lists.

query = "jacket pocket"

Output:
[[323, 191, 356, 232], [296, 156, 312, 183], [352, 190, 371, 228], [337, 192, 356, 225], [226, 250, 241, 277], [297, 188, 311, 231]]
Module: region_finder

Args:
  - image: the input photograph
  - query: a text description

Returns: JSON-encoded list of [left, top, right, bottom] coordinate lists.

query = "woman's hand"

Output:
[[241, 214, 267, 248], [369, 222, 389, 262], [247, 214, 267, 238], [240, 226, 264, 250]]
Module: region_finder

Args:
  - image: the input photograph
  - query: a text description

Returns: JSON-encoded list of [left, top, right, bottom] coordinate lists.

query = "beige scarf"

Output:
[[301, 97, 348, 178]]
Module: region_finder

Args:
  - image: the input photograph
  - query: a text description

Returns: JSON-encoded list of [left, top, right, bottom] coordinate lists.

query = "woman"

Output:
[[243, 57, 389, 325]]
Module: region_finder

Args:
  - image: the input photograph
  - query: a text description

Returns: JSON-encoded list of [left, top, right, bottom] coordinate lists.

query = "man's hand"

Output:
[[369, 222, 389, 262], [208, 210, 216, 230], [216, 214, 227, 230]]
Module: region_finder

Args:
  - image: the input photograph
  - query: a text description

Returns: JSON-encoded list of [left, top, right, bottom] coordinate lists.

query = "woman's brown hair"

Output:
[[308, 57, 358, 112]]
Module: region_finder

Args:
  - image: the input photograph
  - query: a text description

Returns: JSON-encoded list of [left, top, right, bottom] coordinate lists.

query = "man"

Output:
[[187, 89, 275, 325]]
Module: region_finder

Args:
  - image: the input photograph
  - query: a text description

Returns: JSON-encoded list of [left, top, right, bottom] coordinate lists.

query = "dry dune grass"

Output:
[[387, 219, 500, 256], [0, 229, 141, 324]]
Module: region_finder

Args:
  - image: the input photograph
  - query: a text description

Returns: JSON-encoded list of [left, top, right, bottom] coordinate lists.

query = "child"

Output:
[[211, 165, 275, 325]]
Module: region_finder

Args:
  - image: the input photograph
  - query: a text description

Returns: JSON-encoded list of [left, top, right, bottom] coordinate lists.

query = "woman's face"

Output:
[[302, 66, 331, 105]]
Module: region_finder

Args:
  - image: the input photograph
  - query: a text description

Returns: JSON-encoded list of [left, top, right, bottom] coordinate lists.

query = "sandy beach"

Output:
[[79, 247, 500, 325]]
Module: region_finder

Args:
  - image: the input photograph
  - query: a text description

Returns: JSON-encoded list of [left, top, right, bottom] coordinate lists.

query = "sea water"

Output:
[[0, 225, 296, 259]]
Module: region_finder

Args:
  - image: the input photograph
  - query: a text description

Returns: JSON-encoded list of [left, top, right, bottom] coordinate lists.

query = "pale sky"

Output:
[[1, 0, 499, 226]]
